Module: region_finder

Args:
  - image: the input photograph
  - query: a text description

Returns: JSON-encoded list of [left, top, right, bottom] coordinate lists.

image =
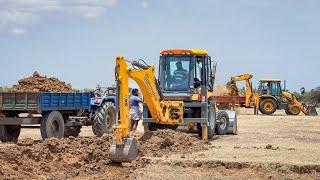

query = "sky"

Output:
[[0, 0, 319, 91]]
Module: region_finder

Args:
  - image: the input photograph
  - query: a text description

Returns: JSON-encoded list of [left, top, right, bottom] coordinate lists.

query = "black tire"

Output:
[[40, 111, 65, 139], [64, 126, 82, 137], [216, 111, 229, 135], [259, 98, 277, 115], [197, 108, 216, 139], [92, 102, 116, 137], [285, 109, 293, 115], [0, 125, 21, 142]]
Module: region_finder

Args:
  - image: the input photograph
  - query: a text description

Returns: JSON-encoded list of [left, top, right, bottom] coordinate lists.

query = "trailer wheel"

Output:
[[197, 108, 215, 139], [64, 126, 82, 137], [0, 125, 21, 142], [40, 111, 65, 139], [215, 111, 229, 135], [92, 102, 116, 137]]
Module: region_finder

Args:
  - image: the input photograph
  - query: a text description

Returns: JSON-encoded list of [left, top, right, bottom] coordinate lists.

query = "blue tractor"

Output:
[[90, 86, 117, 136]]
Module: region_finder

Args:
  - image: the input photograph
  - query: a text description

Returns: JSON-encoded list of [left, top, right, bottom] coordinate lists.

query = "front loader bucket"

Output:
[[308, 106, 318, 116], [109, 137, 138, 163]]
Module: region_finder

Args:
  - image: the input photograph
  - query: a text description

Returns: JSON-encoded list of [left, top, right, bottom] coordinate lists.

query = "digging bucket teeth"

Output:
[[308, 106, 318, 116], [109, 137, 138, 163]]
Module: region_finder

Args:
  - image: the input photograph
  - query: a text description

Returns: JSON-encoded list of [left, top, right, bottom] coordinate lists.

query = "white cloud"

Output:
[[141, 1, 148, 9], [0, 0, 117, 35], [11, 27, 26, 35]]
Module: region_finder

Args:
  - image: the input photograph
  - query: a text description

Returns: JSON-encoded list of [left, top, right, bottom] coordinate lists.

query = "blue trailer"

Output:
[[0, 92, 91, 142]]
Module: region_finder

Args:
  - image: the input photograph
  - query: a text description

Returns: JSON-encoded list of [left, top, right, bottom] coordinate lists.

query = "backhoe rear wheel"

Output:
[[259, 99, 277, 115], [286, 104, 300, 116], [92, 102, 116, 137]]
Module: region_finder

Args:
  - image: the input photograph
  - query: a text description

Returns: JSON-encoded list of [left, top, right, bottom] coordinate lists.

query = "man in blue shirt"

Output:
[[130, 88, 142, 131]]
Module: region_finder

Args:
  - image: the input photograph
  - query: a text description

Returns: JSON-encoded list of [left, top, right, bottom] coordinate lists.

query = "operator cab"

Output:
[[258, 79, 282, 97], [159, 49, 216, 101]]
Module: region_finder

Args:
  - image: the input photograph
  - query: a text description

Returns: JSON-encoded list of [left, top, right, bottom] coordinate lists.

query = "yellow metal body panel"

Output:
[[160, 49, 208, 56]]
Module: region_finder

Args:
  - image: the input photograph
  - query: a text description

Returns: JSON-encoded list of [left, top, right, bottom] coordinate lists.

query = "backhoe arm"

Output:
[[113, 56, 166, 144], [230, 74, 254, 107], [109, 56, 184, 163]]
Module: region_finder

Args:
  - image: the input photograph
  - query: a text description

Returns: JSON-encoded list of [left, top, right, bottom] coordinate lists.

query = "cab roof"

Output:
[[259, 78, 281, 82], [160, 49, 208, 56]]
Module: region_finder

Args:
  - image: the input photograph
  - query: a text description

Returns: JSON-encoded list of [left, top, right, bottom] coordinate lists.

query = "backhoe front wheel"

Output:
[[285, 104, 300, 116], [259, 99, 277, 115], [216, 111, 229, 135]]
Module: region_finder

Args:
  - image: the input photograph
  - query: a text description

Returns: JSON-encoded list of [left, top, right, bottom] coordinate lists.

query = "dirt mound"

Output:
[[138, 129, 208, 157], [226, 80, 239, 96], [8, 71, 75, 92], [0, 129, 208, 179], [213, 85, 230, 96], [0, 135, 121, 179]]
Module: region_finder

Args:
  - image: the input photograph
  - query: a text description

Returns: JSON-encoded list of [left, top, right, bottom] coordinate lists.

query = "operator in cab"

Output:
[[172, 61, 189, 89]]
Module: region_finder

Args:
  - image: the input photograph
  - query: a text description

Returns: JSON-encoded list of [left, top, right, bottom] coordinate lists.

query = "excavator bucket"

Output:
[[308, 106, 318, 116], [109, 137, 138, 163]]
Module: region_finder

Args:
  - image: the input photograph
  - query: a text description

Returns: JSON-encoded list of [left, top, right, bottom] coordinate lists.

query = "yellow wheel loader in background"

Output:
[[109, 49, 238, 163], [254, 79, 318, 116]]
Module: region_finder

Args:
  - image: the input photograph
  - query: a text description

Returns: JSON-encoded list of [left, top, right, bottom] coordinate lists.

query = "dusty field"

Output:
[[2, 108, 320, 179]]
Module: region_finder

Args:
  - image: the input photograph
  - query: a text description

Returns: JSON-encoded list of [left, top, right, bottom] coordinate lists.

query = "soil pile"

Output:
[[0, 129, 208, 179], [226, 80, 239, 96], [0, 135, 121, 179], [213, 85, 230, 96], [138, 129, 208, 157], [8, 71, 75, 92]]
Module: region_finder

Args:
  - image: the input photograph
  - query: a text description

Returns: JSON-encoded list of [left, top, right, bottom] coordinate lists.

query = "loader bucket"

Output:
[[109, 137, 138, 163], [308, 106, 318, 116]]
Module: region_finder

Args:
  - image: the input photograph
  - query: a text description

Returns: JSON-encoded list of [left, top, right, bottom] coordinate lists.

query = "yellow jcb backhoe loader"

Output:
[[109, 49, 238, 163], [254, 79, 318, 116]]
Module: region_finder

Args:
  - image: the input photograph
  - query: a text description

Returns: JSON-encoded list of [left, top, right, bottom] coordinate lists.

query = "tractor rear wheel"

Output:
[[0, 125, 21, 142], [92, 102, 116, 137], [259, 99, 277, 115]]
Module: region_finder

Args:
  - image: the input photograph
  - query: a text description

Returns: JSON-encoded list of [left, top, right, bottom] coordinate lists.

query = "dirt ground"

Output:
[[4, 108, 320, 179]]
